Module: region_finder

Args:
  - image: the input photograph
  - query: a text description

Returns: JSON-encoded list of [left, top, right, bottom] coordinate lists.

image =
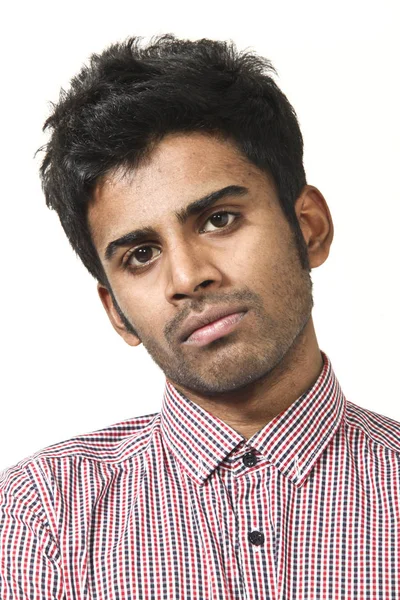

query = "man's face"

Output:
[[88, 133, 314, 396]]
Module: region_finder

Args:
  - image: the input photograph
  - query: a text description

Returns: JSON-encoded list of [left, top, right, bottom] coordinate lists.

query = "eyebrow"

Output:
[[104, 184, 248, 261]]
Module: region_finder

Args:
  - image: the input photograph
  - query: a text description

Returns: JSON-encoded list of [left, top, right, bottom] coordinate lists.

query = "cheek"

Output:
[[228, 230, 279, 278], [111, 280, 165, 331]]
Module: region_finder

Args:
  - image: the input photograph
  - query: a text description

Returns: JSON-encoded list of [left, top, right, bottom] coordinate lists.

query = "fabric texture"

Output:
[[1, 351, 400, 599]]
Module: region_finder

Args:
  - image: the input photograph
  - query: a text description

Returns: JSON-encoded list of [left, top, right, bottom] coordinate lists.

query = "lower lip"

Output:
[[184, 312, 246, 347]]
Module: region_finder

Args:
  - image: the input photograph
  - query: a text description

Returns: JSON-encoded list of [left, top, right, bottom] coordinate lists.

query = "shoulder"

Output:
[[345, 400, 400, 455], [0, 411, 160, 495], [37, 411, 160, 462]]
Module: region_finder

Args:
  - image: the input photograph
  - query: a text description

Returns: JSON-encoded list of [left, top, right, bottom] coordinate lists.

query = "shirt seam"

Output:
[[344, 417, 400, 457], [32, 418, 159, 467], [2, 466, 61, 564]]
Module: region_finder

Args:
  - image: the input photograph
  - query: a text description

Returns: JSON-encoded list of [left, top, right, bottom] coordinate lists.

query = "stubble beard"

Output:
[[117, 258, 314, 397]]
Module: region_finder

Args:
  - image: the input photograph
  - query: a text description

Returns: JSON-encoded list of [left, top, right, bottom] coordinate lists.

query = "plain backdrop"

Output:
[[0, 0, 399, 472]]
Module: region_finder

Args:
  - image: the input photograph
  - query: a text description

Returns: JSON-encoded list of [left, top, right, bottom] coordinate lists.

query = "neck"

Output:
[[174, 318, 323, 439]]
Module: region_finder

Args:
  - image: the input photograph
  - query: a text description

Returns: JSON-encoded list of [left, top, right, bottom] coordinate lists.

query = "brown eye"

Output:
[[201, 211, 238, 233], [210, 213, 229, 227], [126, 245, 162, 268], [134, 247, 155, 263]]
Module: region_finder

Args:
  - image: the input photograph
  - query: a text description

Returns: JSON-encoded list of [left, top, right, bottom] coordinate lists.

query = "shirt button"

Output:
[[243, 451, 257, 467], [248, 531, 265, 546]]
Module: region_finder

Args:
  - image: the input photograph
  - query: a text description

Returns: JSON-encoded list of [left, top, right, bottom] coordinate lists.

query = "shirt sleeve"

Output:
[[0, 463, 65, 600]]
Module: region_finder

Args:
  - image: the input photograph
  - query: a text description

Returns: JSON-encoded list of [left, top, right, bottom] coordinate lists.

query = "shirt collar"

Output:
[[160, 351, 346, 486]]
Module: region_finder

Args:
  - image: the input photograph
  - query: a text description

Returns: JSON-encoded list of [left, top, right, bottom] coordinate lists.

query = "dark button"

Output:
[[248, 530, 265, 546], [243, 451, 257, 467]]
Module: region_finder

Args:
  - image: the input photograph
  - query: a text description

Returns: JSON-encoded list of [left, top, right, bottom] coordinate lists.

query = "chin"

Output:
[[172, 357, 278, 397]]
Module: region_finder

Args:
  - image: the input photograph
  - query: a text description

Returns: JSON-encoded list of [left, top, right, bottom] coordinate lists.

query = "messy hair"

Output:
[[40, 34, 308, 285]]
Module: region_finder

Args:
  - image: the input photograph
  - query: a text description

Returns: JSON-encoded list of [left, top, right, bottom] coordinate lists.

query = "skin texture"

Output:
[[88, 132, 334, 439]]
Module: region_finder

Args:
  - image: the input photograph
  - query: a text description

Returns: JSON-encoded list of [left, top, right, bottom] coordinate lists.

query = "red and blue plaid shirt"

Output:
[[1, 351, 400, 599]]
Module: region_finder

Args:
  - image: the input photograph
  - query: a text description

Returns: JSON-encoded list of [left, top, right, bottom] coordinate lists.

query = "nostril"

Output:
[[173, 280, 213, 300], [197, 279, 214, 290]]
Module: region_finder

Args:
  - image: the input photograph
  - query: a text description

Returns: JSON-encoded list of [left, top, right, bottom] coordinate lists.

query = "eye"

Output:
[[201, 211, 239, 233], [124, 245, 162, 270]]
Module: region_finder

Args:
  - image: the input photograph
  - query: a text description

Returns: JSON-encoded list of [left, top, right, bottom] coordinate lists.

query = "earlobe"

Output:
[[97, 284, 142, 347], [295, 185, 334, 269]]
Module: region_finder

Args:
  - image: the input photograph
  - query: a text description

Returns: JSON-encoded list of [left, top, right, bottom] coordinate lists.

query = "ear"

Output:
[[97, 284, 142, 347], [294, 185, 334, 269]]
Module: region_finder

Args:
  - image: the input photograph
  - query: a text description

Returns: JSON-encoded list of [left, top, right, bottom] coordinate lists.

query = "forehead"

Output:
[[88, 132, 276, 249]]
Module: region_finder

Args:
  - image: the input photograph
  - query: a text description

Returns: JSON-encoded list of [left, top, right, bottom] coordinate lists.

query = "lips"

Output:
[[180, 306, 247, 344]]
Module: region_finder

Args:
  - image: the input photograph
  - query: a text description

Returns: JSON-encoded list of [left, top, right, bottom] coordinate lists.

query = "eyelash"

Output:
[[122, 210, 241, 272]]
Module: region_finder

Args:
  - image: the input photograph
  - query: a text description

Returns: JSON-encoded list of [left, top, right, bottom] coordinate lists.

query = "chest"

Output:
[[57, 450, 400, 599]]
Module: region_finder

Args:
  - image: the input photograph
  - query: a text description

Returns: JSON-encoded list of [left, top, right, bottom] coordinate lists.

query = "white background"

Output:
[[0, 0, 399, 472]]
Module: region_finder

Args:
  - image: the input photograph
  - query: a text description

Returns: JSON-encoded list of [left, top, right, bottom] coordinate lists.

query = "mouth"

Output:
[[182, 310, 247, 347]]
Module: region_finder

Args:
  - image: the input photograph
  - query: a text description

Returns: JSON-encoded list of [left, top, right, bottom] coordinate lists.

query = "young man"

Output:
[[1, 35, 399, 599]]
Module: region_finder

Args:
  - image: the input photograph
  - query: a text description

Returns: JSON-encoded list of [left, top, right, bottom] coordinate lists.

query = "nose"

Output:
[[165, 240, 223, 302]]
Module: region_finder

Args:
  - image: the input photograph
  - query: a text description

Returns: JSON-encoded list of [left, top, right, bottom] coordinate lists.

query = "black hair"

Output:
[[39, 34, 309, 286]]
